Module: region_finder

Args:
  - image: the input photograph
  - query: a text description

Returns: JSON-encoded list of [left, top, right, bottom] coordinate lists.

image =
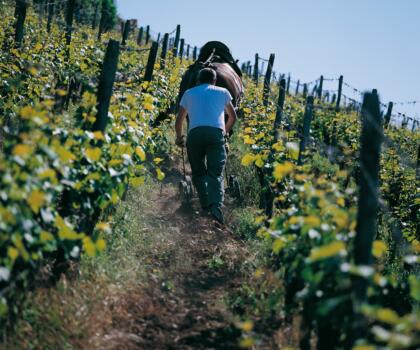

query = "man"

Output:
[[175, 68, 237, 224]]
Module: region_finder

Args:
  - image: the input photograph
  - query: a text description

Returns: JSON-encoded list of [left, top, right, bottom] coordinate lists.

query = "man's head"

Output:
[[198, 68, 217, 85]]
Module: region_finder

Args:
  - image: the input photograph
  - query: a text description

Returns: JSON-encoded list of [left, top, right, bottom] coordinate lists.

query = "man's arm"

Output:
[[224, 101, 237, 135], [175, 106, 188, 145]]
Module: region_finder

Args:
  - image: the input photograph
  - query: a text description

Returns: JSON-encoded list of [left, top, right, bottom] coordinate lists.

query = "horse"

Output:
[[152, 41, 244, 127]]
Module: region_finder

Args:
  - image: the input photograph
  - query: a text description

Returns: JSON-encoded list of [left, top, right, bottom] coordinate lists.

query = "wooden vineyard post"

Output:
[[145, 25, 150, 44], [253, 53, 259, 85], [47, 0, 54, 33], [186, 44, 190, 59], [331, 93, 336, 105], [137, 27, 144, 45], [411, 120, 418, 132], [14, 0, 27, 48], [303, 83, 308, 98], [65, 0, 76, 47], [51, 40, 120, 281], [92, 39, 120, 132], [173, 24, 181, 56], [179, 38, 185, 60], [157, 33, 161, 43], [121, 19, 130, 45], [384, 101, 393, 128], [160, 33, 169, 68], [274, 78, 287, 134], [193, 46, 197, 60], [260, 78, 288, 219], [97, 0, 105, 40], [401, 115, 408, 129], [286, 75, 291, 94], [144, 41, 159, 82], [298, 96, 314, 165], [351, 92, 383, 344], [336, 75, 343, 112], [317, 75, 324, 99], [263, 53, 275, 106], [416, 144, 420, 183], [295, 80, 300, 95], [91, 0, 99, 30], [82, 39, 120, 238]]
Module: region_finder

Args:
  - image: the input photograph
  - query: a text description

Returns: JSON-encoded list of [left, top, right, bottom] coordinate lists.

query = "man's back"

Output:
[[180, 84, 232, 132]]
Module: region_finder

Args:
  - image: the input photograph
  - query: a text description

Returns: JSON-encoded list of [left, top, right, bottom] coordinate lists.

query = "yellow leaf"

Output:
[[337, 197, 345, 207], [236, 320, 254, 332], [56, 146, 76, 163], [333, 210, 349, 230], [273, 162, 294, 181], [86, 172, 101, 181], [12, 144, 31, 157], [96, 222, 111, 233], [243, 135, 255, 145], [93, 131, 105, 140], [239, 337, 255, 348], [309, 241, 346, 262], [273, 238, 286, 254], [85, 147, 102, 162], [96, 238, 106, 251], [412, 240, 420, 253], [130, 176, 145, 187], [40, 231, 54, 242], [8, 247, 19, 261], [13, 236, 29, 261], [372, 240, 387, 258], [272, 141, 284, 152], [143, 102, 154, 111], [109, 159, 123, 167], [27, 66, 38, 75], [376, 308, 400, 325], [156, 168, 165, 181], [83, 237, 96, 257], [111, 190, 119, 204], [254, 155, 264, 168], [154, 157, 164, 164], [135, 147, 146, 161], [241, 153, 255, 167], [39, 168, 57, 182], [304, 215, 321, 228], [352, 346, 375, 350], [20, 106, 36, 119], [27, 190, 45, 213], [55, 216, 83, 240]]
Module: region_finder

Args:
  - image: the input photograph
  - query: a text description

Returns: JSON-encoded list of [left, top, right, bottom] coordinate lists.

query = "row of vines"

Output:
[[0, 1, 187, 328], [234, 67, 419, 348]]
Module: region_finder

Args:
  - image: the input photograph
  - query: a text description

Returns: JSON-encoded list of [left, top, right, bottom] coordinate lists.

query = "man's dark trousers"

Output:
[[186, 126, 226, 211]]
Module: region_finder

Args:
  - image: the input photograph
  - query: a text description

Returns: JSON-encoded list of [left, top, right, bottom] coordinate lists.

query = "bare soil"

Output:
[[91, 161, 278, 350]]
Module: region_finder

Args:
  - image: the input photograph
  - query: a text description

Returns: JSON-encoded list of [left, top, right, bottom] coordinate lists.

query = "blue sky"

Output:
[[116, 0, 420, 123]]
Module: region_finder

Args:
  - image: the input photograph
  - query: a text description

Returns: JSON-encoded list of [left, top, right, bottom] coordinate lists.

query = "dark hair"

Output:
[[198, 68, 217, 84]]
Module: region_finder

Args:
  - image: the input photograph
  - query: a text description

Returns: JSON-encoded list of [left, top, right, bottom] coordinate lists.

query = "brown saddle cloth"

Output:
[[178, 41, 244, 108]]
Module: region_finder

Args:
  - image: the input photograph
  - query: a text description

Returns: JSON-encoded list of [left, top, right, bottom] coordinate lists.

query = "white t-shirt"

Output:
[[179, 84, 232, 132]]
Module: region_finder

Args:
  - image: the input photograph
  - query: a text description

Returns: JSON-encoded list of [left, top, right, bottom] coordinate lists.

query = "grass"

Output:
[[2, 179, 172, 350]]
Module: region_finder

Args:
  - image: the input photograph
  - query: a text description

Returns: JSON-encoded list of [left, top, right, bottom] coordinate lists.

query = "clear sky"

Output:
[[116, 0, 420, 123]]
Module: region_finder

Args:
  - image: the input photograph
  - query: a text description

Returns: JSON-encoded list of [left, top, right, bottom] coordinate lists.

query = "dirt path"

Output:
[[94, 165, 276, 350]]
